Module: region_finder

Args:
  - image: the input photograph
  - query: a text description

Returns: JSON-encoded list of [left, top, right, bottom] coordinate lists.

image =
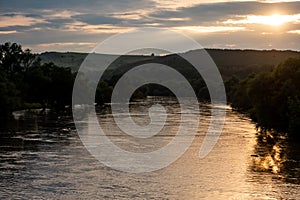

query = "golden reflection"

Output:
[[251, 133, 285, 174], [251, 132, 300, 185]]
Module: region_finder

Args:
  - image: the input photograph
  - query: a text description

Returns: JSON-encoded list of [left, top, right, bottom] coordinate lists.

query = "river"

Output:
[[0, 97, 299, 199]]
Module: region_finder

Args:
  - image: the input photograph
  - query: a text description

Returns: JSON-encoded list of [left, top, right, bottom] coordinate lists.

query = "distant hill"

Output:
[[39, 52, 155, 72], [39, 52, 87, 71], [39, 49, 300, 80], [205, 49, 300, 67], [204, 49, 300, 79]]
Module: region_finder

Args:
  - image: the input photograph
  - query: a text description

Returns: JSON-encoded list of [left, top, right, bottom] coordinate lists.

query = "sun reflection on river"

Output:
[[252, 144, 284, 174], [0, 100, 299, 199], [250, 130, 300, 183]]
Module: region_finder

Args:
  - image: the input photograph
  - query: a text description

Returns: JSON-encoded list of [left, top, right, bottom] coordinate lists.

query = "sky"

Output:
[[0, 0, 300, 52]]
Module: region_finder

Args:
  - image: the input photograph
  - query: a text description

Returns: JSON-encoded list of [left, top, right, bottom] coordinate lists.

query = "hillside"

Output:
[[205, 49, 300, 79], [39, 49, 300, 80], [39, 52, 155, 72]]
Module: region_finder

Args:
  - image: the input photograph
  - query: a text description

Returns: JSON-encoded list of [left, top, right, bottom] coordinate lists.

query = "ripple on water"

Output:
[[0, 100, 299, 199]]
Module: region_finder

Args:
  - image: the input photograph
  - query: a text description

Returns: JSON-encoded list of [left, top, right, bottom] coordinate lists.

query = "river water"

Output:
[[0, 98, 299, 199]]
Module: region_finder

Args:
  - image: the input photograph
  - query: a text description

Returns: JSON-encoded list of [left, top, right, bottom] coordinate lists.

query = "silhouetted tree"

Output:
[[0, 42, 76, 118], [231, 57, 300, 139]]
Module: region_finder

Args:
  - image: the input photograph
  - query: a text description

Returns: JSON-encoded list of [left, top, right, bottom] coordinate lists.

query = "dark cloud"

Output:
[[0, 0, 299, 51], [72, 14, 122, 25], [1, 13, 18, 17], [0, 12, 42, 18], [45, 18, 74, 25], [0, 0, 156, 13], [0, 26, 26, 32], [0, 23, 53, 32], [2, 1, 300, 28], [150, 1, 300, 25], [0, 28, 111, 45]]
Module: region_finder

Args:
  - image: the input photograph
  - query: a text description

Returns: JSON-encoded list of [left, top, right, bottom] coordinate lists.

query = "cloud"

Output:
[[189, 28, 300, 50], [43, 10, 79, 19], [0, 14, 47, 27], [152, 0, 257, 10], [0, 30, 18, 35], [287, 30, 300, 34], [72, 14, 122, 25], [0, 0, 156, 13], [30, 42, 98, 52], [149, 1, 300, 25], [261, 0, 299, 2], [63, 21, 132, 34], [175, 26, 246, 33], [0, 0, 299, 52]]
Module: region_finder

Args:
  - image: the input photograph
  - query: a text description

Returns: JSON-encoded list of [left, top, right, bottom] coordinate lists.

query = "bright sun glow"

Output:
[[249, 14, 294, 26], [224, 13, 300, 26]]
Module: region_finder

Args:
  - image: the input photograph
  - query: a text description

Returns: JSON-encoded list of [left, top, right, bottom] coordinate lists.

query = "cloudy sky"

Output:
[[0, 0, 300, 52]]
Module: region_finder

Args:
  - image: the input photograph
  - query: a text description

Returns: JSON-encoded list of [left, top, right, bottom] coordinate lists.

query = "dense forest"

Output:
[[230, 58, 300, 139], [1, 42, 300, 140], [0, 42, 75, 118]]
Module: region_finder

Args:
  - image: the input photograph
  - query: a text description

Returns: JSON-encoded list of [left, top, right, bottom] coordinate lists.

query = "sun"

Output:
[[224, 13, 300, 27], [250, 14, 285, 26], [247, 13, 298, 26]]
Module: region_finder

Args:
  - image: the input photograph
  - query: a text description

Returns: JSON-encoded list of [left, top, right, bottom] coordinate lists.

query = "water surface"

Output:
[[0, 98, 299, 199]]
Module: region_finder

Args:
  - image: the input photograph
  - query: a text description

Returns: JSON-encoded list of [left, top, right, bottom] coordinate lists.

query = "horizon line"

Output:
[[36, 47, 300, 56]]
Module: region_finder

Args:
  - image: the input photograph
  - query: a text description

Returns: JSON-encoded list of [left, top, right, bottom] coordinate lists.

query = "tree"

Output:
[[0, 70, 20, 118], [0, 42, 76, 118], [231, 57, 300, 139]]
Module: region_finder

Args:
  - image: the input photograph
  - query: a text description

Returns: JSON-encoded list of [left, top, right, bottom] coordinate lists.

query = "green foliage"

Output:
[[0, 70, 21, 118], [0, 42, 76, 118], [96, 81, 113, 105], [42, 63, 75, 109], [288, 97, 300, 138], [224, 76, 240, 102], [230, 57, 300, 139], [230, 75, 254, 112]]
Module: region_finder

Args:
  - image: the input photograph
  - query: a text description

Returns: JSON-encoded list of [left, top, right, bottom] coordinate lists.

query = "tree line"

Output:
[[229, 58, 300, 140], [1, 42, 299, 140], [0, 42, 75, 118]]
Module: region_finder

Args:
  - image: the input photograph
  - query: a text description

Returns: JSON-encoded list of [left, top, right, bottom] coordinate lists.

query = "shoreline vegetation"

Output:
[[0, 42, 299, 141], [230, 57, 300, 140]]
